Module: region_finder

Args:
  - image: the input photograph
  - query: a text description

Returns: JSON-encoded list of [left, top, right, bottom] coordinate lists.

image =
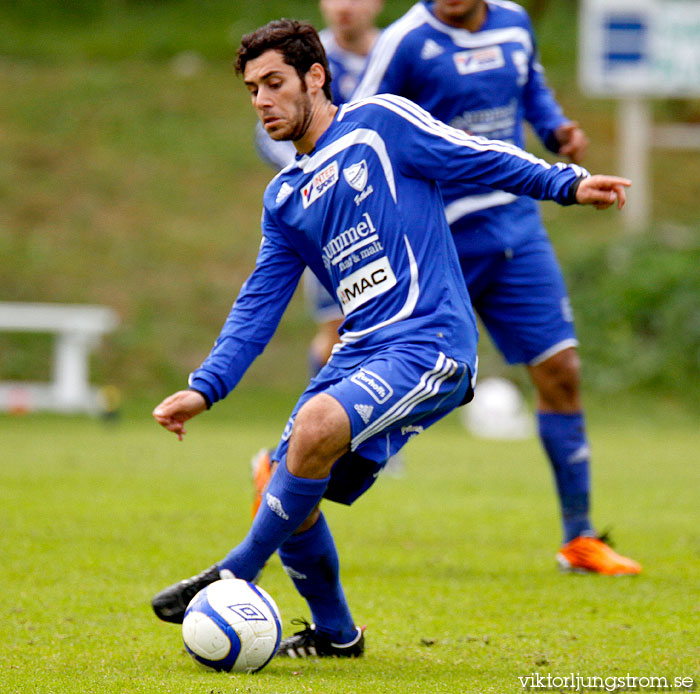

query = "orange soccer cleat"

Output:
[[557, 535, 642, 576], [251, 448, 273, 518]]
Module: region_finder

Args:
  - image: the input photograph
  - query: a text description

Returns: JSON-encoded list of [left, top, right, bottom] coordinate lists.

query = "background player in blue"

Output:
[[149, 19, 631, 659], [353, 0, 641, 576]]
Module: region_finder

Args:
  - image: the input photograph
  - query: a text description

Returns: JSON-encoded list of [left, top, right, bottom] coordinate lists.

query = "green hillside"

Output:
[[1, 1, 698, 406]]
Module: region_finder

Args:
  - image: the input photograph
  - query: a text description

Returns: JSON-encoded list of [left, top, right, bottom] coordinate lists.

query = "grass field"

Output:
[[3, 392, 698, 693], [1, 2, 699, 690]]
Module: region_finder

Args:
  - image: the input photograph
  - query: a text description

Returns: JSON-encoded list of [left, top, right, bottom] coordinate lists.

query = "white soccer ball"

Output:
[[182, 579, 282, 673], [461, 377, 533, 439]]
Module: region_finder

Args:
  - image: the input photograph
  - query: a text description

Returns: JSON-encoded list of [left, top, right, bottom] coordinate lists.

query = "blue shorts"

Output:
[[303, 270, 343, 324], [459, 234, 578, 366], [272, 344, 473, 505]]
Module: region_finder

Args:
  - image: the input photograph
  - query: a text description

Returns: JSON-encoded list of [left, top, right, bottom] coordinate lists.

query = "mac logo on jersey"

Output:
[[336, 256, 397, 315], [301, 161, 339, 208], [343, 160, 368, 192], [454, 46, 505, 75]]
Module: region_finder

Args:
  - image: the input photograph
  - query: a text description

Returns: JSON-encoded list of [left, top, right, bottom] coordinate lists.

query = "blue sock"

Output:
[[218, 460, 329, 581], [537, 411, 594, 543], [278, 513, 356, 644]]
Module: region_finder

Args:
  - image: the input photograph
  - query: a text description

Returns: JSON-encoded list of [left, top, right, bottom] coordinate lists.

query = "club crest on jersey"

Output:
[[454, 46, 505, 75], [344, 160, 374, 206], [301, 161, 339, 208], [343, 160, 368, 192]]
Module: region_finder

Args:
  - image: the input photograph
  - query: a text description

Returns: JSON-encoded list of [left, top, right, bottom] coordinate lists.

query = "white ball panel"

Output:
[[182, 611, 231, 660]]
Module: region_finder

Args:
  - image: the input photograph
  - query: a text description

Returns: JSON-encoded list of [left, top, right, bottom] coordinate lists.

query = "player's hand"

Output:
[[555, 121, 588, 164], [575, 175, 631, 210], [152, 390, 207, 440]]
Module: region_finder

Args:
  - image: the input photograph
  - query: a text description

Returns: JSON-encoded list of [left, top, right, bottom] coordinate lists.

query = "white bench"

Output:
[[0, 302, 119, 414]]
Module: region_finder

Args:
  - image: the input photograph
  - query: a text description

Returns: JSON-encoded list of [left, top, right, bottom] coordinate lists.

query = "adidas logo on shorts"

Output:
[[354, 403, 374, 424]]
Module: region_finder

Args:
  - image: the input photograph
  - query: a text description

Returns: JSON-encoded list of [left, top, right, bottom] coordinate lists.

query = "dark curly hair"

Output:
[[235, 19, 333, 101]]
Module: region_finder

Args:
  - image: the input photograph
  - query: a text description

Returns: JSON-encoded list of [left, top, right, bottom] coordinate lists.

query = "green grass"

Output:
[[3, 393, 699, 693]]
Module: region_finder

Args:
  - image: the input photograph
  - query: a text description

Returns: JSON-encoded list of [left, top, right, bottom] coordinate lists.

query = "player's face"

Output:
[[244, 50, 314, 142], [320, 0, 383, 41], [433, 0, 485, 27]]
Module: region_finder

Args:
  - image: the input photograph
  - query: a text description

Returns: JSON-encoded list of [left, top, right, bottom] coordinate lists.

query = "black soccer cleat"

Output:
[[151, 565, 222, 623], [276, 619, 365, 658]]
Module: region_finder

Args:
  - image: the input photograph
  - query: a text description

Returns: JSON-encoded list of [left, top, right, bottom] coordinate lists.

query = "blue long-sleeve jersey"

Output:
[[189, 95, 587, 405], [353, 0, 571, 256]]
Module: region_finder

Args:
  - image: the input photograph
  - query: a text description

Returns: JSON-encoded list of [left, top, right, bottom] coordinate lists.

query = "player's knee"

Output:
[[288, 394, 351, 477], [293, 400, 340, 449], [531, 347, 581, 409], [552, 349, 581, 385]]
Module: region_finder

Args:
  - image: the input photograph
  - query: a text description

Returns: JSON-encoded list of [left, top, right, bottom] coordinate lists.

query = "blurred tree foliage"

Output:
[[569, 235, 700, 405]]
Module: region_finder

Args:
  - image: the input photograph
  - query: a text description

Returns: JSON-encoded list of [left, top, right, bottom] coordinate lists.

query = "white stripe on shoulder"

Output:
[[345, 94, 550, 169], [299, 125, 397, 203], [318, 27, 335, 51], [422, 11, 532, 54], [353, 3, 430, 99]]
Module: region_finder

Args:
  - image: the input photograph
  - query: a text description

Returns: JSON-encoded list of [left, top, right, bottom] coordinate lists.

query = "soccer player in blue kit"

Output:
[[353, 0, 641, 575], [151, 19, 630, 658], [250, 0, 391, 511]]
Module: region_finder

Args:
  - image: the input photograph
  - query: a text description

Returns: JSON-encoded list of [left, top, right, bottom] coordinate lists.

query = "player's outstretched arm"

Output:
[[153, 390, 208, 440], [576, 175, 631, 210]]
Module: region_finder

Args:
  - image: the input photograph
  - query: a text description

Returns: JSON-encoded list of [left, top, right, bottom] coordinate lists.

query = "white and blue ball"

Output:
[[461, 377, 533, 440], [182, 579, 282, 673]]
